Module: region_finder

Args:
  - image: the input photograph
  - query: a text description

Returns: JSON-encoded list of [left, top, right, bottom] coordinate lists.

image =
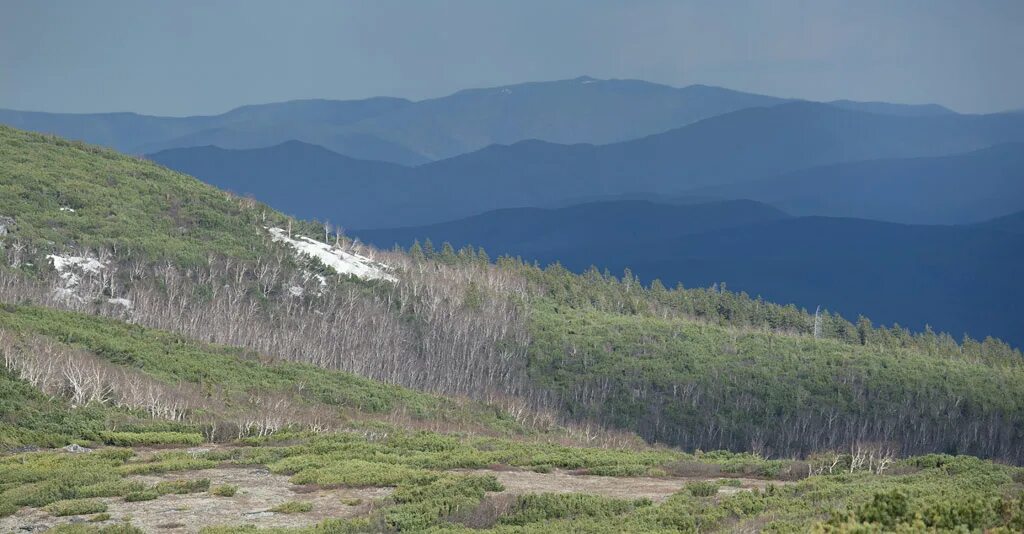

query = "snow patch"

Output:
[[288, 285, 305, 298], [500, 88, 512, 95], [59, 206, 76, 213], [48, 255, 105, 275], [107, 298, 133, 308], [46, 254, 107, 302], [267, 228, 395, 282]]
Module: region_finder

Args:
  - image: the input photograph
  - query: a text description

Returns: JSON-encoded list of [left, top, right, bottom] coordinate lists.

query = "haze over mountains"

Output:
[[150, 100, 1024, 229], [3, 76, 1023, 346], [694, 143, 1024, 224], [2, 76, 957, 165]]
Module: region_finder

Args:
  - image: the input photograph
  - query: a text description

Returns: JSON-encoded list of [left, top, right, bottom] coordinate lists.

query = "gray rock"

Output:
[[61, 443, 92, 453], [0, 216, 14, 236]]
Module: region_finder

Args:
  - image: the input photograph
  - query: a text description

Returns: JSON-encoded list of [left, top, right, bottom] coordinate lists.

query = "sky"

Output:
[[1, 0, 1022, 116]]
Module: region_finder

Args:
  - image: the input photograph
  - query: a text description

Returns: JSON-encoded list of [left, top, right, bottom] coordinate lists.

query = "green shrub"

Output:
[[118, 456, 216, 475], [155, 479, 210, 495], [287, 459, 435, 487], [88, 513, 111, 522], [270, 501, 313, 514], [211, 484, 238, 497], [382, 474, 504, 531], [123, 490, 159, 502], [0, 500, 17, 517], [44, 498, 108, 517], [686, 481, 719, 497], [499, 493, 646, 526], [99, 431, 203, 446], [75, 480, 147, 498]]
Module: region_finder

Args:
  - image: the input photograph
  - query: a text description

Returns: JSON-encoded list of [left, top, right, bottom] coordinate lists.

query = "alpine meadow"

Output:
[[2, 2, 1023, 533]]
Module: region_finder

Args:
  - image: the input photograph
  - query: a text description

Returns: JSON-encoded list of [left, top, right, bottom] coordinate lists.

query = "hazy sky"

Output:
[[2, 0, 1022, 115]]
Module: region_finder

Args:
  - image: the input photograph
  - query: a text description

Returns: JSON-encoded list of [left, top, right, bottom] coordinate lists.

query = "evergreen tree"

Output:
[[409, 240, 425, 261], [857, 316, 873, 345]]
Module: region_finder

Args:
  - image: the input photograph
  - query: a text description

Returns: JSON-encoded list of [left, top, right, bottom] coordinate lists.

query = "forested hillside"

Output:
[[5, 0, 1024, 529], [3, 126, 1023, 460], [356, 201, 1024, 346]]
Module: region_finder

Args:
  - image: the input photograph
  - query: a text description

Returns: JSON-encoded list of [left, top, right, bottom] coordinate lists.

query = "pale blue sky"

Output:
[[2, 0, 1021, 115]]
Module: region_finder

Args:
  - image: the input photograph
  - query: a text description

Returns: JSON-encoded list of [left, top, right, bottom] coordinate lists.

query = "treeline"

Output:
[[402, 239, 1023, 364], [528, 301, 1024, 462], [0, 235, 557, 427], [3, 230, 1023, 462]]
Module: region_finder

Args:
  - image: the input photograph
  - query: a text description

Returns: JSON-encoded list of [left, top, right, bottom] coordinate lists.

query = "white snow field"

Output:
[[267, 227, 396, 282]]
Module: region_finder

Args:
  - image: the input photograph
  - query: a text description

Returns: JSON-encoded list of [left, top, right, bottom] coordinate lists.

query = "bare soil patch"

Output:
[[0, 467, 390, 533], [458, 468, 785, 502]]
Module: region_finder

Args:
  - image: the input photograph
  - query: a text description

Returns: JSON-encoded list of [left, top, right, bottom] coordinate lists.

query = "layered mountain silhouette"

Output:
[[825, 99, 954, 116], [150, 102, 1024, 228], [2, 77, 963, 165], [973, 209, 1024, 234], [355, 199, 791, 255], [691, 144, 1024, 224], [0, 97, 427, 165], [356, 200, 1024, 346]]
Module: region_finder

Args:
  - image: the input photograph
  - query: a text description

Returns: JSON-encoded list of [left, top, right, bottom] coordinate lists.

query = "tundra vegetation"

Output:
[[1, 125, 1023, 531]]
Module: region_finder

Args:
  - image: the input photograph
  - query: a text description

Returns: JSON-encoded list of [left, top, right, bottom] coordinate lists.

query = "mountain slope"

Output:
[[148, 140, 417, 224], [0, 125, 293, 263], [692, 143, 1024, 224], [356, 201, 1024, 346], [153, 102, 1024, 228], [3, 123, 1024, 496], [5, 305, 1020, 534]]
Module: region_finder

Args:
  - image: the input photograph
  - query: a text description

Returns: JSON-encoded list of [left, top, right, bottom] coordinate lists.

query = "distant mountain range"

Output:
[[149, 102, 1024, 228], [356, 199, 791, 256], [973, 209, 1024, 234], [356, 200, 1024, 346], [0, 97, 428, 165], [691, 143, 1024, 225], [1, 76, 956, 165]]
